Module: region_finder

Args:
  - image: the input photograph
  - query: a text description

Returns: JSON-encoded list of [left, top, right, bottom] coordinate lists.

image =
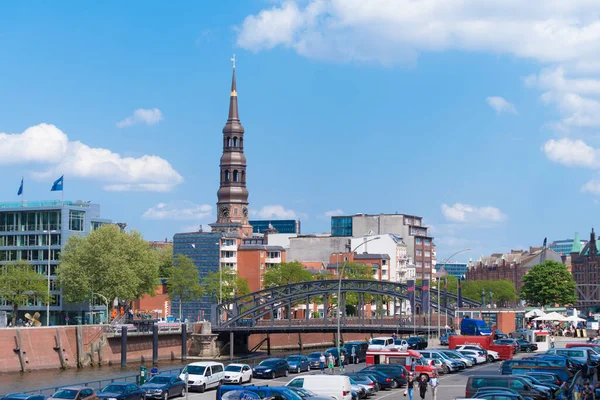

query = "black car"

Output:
[[407, 336, 427, 350], [516, 338, 538, 353], [361, 365, 408, 387], [494, 329, 509, 340], [140, 374, 186, 399], [98, 383, 145, 400], [1, 394, 46, 400], [252, 358, 289, 379], [307, 352, 323, 369], [356, 370, 396, 390]]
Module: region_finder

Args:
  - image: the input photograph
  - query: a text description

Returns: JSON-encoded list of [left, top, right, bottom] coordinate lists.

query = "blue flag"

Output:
[[51, 175, 64, 191], [17, 178, 23, 196]]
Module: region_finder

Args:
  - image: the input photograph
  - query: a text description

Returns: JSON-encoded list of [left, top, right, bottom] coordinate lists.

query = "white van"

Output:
[[179, 361, 224, 393], [286, 375, 352, 400], [368, 337, 395, 350]]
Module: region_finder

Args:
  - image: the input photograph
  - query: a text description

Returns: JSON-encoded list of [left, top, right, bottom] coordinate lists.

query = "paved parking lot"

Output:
[[182, 359, 504, 400]]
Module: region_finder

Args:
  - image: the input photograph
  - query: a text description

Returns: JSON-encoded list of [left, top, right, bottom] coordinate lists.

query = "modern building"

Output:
[[571, 229, 600, 312], [249, 219, 301, 234], [466, 247, 563, 295], [286, 235, 351, 265], [349, 234, 410, 282], [0, 200, 111, 324], [237, 243, 286, 292], [549, 233, 587, 256], [436, 262, 468, 278], [331, 213, 434, 280]]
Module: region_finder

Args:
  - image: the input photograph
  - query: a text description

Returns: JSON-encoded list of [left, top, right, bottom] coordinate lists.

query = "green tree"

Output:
[[263, 261, 314, 288], [57, 225, 159, 304], [168, 254, 203, 320], [462, 280, 517, 305], [203, 267, 250, 302], [156, 244, 173, 279], [0, 261, 51, 325], [521, 260, 577, 307]]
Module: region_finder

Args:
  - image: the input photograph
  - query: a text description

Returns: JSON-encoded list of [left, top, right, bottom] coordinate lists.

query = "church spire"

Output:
[[228, 54, 239, 121]]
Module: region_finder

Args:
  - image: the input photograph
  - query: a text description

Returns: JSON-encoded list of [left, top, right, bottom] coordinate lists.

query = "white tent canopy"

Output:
[[533, 312, 566, 321], [564, 315, 586, 322], [525, 309, 545, 318]]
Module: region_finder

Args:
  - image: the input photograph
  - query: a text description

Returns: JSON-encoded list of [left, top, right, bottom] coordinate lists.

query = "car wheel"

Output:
[[162, 391, 169, 400], [271, 372, 276, 379], [297, 366, 301, 373], [487, 355, 494, 362], [199, 384, 206, 394], [239, 377, 243, 384], [248, 376, 252, 384], [180, 387, 186, 398], [390, 380, 398, 389], [443, 365, 450, 374], [526, 347, 532, 353], [285, 369, 289, 377]]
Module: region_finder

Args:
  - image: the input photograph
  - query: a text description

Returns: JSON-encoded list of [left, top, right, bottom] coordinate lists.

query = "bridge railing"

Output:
[[229, 315, 441, 329]]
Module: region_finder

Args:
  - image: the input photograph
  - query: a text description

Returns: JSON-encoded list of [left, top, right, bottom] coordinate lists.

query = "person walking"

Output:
[[573, 381, 581, 400], [582, 381, 593, 400], [429, 372, 439, 400], [418, 375, 428, 400], [327, 353, 335, 375], [404, 373, 415, 400], [319, 353, 326, 374], [339, 353, 345, 373]]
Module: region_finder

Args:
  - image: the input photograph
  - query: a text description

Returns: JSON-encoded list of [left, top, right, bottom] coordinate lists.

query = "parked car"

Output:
[[49, 388, 97, 400], [516, 338, 538, 353], [287, 355, 310, 373], [286, 375, 353, 400], [347, 378, 369, 399], [98, 383, 145, 400], [407, 336, 427, 350], [355, 370, 396, 389], [286, 387, 335, 400], [440, 331, 456, 346], [494, 329, 509, 340], [494, 338, 520, 354], [393, 339, 409, 350], [466, 375, 550, 399], [325, 347, 349, 366], [344, 342, 369, 364], [525, 372, 562, 386], [368, 337, 395, 350], [252, 358, 289, 379], [510, 329, 532, 339], [307, 352, 324, 369], [473, 387, 532, 400], [217, 386, 303, 400], [361, 364, 408, 386], [140, 375, 186, 399], [223, 363, 253, 384], [179, 362, 224, 393], [518, 376, 558, 396], [344, 374, 379, 392], [1, 395, 46, 400], [458, 350, 487, 364], [424, 358, 447, 374], [454, 344, 498, 363], [439, 350, 473, 368]]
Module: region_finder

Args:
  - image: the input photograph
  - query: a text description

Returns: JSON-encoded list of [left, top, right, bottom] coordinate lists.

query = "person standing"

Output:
[[319, 353, 326, 374], [404, 373, 415, 400], [573, 381, 581, 400], [429, 372, 439, 400], [339, 353, 345, 373], [418, 375, 428, 400], [582, 381, 593, 400], [328, 353, 335, 375]]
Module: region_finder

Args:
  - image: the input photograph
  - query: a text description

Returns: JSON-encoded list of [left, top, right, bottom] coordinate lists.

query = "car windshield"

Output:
[[225, 365, 242, 372], [407, 338, 418, 343], [443, 352, 460, 359], [348, 378, 357, 385], [287, 356, 303, 361], [281, 389, 303, 400], [309, 353, 321, 358], [394, 340, 405, 345], [147, 376, 171, 384], [182, 366, 206, 375], [371, 339, 386, 345], [259, 360, 278, 367], [52, 390, 79, 399], [102, 385, 126, 394]]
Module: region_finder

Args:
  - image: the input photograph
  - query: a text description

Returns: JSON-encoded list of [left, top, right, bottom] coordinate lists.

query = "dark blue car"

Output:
[[140, 374, 186, 400], [252, 358, 289, 379], [286, 355, 310, 373], [98, 383, 145, 400], [1, 395, 46, 400]]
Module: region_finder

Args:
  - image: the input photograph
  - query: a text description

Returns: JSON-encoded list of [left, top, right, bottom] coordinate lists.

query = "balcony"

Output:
[[220, 244, 237, 251], [266, 256, 281, 263], [220, 256, 237, 264]]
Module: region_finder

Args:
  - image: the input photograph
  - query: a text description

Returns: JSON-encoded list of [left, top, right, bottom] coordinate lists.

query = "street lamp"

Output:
[[337, 236, 380, 365], [92, 292, 110, 324], [437, 248, 471, 338], [43, 230, 57, 326]]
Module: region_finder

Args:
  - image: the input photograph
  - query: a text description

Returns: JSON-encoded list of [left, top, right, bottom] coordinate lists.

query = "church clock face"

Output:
[[220, 206, 230, 218]]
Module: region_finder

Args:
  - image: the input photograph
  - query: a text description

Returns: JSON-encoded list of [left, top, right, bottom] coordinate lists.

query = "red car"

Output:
[[493, 339, 520, 354]]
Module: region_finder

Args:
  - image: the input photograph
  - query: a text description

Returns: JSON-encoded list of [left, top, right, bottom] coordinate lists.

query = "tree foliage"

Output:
[[462, 280, 518, 305], [57, 225, 159, 303], [168, 254, 203, 319], [521, 260, 577, 307], [0, 261, 51, 325], [263, 261, 314, 288], [156, 245, 174, 279], [203, 267, 250, 302]]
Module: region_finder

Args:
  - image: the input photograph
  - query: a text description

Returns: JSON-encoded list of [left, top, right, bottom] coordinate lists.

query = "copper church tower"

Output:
[[210, 56, 253, 237]]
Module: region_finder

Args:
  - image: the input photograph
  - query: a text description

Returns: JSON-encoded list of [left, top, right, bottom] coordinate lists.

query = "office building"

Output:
[[436, 262, 468, 278], [0, 200, 111, 324], [249, 219, 301, 234], [549, 233, 587, 256]]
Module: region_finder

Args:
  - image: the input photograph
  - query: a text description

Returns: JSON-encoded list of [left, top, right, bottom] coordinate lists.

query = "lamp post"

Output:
[[43, 229, 57, 326], [92, 292, 110, 324], [437, 248, 471, 338], [337, 236, 380, 365]]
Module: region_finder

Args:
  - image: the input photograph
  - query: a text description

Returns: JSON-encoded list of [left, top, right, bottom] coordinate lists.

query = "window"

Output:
[[241, 171, 246, 183], [221, 251, 235, 258], [331, 216, 352, 237], [424, 238, 431, 245], [267, 252, 280, 258], [69, 210, 85, 231], [233, 170, 239, 182], [416, 250, 422, 256], [425, 262, 431, 268], [234, 207, 238, 215], [233, 137, 238, 147], [416, 261, 422, 268], [288, 378, 303, 388], [226, 137, 231, 147], [91, 221, 104, 231], [414, 219, 421, 226], [425, 251, 431, 257], [224, 170, 230, 182], [416, 238, 422, 244], [382, 260, 387, 265]]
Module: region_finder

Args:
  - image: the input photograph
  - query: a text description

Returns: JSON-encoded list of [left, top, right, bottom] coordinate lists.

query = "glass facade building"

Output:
[[0, 200, 111, 325], [437, 262, 468, 278], [249, 219, 301, 234], [331, 216, 353, 237], [549, 239, 587, 255], [172, 232, 224, 322]]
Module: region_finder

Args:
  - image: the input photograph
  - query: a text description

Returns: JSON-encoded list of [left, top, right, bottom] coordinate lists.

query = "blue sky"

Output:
[[1, 1, 600, 261]]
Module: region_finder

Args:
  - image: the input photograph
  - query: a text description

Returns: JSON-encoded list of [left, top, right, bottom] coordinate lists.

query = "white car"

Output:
[[180, 361, 224, 392], [223, 363, 253, 384], [394, 339, 409, 351], [368, 337, 395, 350], [440, 350, 473, 367], [455, 345, 500, 362], [457, 349, 487, 364]]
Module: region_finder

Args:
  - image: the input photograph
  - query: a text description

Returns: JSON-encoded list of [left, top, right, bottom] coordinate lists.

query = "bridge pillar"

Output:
[[120, 326, 127, 367], [298, 333, 303, 351], [323, 294, 328, 326], [305, 296, 310, 322], [229, 332, 234, 360], [152, 324, 159, 364], [266, 334, 271, 355]]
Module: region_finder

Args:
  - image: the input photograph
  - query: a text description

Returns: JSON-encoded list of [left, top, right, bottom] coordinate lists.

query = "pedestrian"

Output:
[[573, 381, 581, 400], [429, 372, 439, 400], [339, 353, 345, 373], [550, 334, 555, 349], [319, 353, 326, 374], [418, 375, 428, 400], [582, 381, 593, 400], [150, 364, 158, 378], [404, 373, 415, 400], [327, 353, 335, 375]]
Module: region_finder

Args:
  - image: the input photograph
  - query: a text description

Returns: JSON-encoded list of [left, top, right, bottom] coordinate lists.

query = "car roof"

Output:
[[3, 394, 43, 399], [103, 382, 129, 386], [226, 363, 248, 367], [262, 358, 285, 362], [188, 361, 222, 366], [56, 387, 88, 391]]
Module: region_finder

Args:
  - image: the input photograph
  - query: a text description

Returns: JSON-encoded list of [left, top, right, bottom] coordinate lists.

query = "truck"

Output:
[[365, 349, 438, 380], [460, 317, 492, 336]]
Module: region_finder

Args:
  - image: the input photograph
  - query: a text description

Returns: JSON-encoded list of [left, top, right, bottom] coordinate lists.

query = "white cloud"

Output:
[[525, 66, 600, 96], [540, 92, 600, 128], [581, 180, 600, 195], [486, 96, 517, 114], [251, 205, 298, 219], [4, 123, 183, 192], [441, 203, 506, 223], [237, 1, 600, 67], [324, 209, 344, 217], [117, 108, 163, 128], [542, 138, 600, 168], [142, 201, 212, 220]]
